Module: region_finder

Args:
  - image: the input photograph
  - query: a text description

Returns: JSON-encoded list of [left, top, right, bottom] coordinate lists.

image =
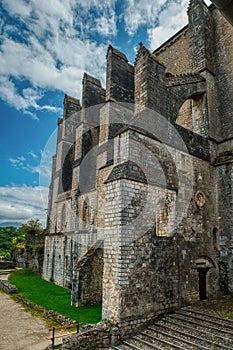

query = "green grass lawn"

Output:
[[9, 269, 102, 324]]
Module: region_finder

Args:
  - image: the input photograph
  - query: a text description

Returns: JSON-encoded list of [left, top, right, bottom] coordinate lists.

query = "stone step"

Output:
[[170, 311, 233, 337], [182, 307, 233, 329], [139, 329, 208, 350], [157, 318, 233, 348], [113, 343, 144, 350], [112, 307, 233, 350], [125, 336, 173, 349], [147, 323, 230, 349], [168, 313, 233, 339], [0, 270, 12, 275]]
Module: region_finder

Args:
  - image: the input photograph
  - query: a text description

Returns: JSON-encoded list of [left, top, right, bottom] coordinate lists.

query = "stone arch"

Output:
[[176, 93, 207, 136], [176, 99, 192, 130], [194, 255, 215, 269], [165, 73, 207, 125]]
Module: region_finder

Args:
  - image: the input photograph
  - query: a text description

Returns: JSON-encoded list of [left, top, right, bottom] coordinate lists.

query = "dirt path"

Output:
[[0, 291, 52, 350], [0, 272, 52, 350]]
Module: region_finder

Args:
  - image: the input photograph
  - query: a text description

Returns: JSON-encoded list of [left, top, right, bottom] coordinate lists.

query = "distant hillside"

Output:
[[0, 223, 21, 228]]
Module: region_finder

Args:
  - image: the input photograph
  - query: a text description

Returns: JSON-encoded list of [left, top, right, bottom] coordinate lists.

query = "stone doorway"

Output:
[[198, 268, 208, 300], [194, 256, 215, 301]]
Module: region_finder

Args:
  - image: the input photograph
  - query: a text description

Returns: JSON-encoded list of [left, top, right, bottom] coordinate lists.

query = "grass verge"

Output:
[[9, 269, 102, 325]]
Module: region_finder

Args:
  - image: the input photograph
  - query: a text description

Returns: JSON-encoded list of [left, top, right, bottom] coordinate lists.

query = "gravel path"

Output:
[[0, 272, 51, 350]]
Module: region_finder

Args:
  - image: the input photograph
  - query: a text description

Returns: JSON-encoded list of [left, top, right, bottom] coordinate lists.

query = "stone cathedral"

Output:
[[43, 0, 233, 336]]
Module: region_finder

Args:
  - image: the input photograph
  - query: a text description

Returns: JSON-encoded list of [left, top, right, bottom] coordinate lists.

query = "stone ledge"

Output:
[[165, 72, 206, 87]]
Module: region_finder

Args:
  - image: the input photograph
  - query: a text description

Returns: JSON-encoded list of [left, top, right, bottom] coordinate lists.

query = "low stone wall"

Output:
[[0, 280, 18, 294], [0, 261, 16, 269], [15, 295, 76, 325], [62, 322, 111, 350]]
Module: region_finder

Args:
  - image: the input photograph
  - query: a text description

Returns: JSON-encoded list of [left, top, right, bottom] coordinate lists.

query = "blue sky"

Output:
[[0, 0, 211, 227]]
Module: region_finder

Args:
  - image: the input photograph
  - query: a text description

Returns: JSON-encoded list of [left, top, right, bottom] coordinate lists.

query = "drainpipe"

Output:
[[211, 0, 233, 25]]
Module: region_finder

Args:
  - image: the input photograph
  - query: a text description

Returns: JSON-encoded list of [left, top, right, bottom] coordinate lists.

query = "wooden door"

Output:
[[198, 268, 207, 300]]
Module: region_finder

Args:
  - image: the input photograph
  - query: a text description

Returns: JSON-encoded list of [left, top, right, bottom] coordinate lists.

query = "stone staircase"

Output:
[[111, 307, 233, 350]]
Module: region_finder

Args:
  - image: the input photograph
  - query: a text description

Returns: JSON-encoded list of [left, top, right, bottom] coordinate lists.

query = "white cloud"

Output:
[[1, 0, 31, 18], [124, 0, 212, 51], [0, 75, 63, 118], [123, 0, 212, 43], [28, 151, 38, 159], [0, 77, 37, 119], [0, 0, 213, 117], [9, 156, 27, 169], [148, 1, 189, 50], [94, 14, 117, 37], [8, 148, 53, 183], [0, 0, 117, 116], [123, 0, 166, 35], [0, 185, 48, 226]]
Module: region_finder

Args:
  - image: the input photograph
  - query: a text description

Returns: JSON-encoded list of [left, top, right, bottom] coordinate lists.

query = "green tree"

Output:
[[21, 219, 45, 235], [11, 233, 26, 250], [0, 226, 23, 260], [0, 249, 11, 260]]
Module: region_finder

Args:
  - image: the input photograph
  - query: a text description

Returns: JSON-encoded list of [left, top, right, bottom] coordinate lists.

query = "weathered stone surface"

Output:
[[12, 233, 45, 275], [72, 241, 103, 306], [62, 322, 111, 350]]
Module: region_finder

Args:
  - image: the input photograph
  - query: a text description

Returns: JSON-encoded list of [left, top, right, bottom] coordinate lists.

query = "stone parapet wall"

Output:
[[62, 322, 111, 350], [0, 261, 16, 269]]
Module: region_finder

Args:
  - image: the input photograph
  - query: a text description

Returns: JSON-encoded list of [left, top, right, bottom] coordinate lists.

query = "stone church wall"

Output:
[[43, 0, 233, 336], [154, 27, 190, 75], [101, 124, 218, 332], [213, 10, 233, 141]]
